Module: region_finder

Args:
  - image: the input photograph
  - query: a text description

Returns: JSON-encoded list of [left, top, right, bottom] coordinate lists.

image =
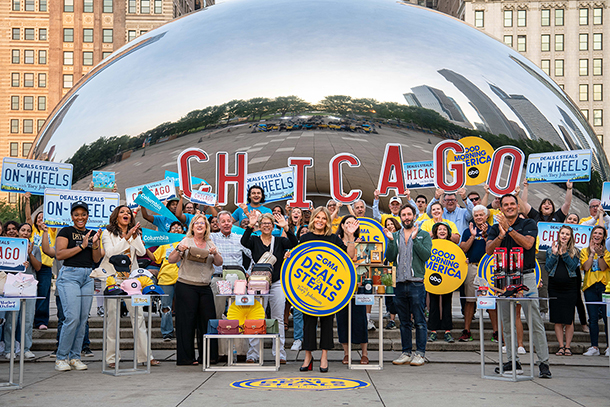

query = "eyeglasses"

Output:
[[444, 199, 456, 202], [193, 222, 207, 226], [470, 197, 480, 202], [260, 222, 274, 226]]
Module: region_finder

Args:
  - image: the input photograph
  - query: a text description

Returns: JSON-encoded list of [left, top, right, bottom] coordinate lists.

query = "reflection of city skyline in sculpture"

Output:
[[403, 86, 472, 128]]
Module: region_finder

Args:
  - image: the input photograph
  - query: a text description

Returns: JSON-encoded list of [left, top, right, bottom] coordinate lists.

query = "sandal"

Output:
[[564, 347, 572, 356], [555, 347, 565, 356], [143, 359, 161, 366]]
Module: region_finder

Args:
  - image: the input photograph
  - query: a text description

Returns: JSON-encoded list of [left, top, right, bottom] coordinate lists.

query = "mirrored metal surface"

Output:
[[33, 0, 609, 206]]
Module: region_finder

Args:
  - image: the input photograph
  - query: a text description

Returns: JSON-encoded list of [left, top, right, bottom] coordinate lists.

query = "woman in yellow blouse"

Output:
[[420, 202, 460, 244]]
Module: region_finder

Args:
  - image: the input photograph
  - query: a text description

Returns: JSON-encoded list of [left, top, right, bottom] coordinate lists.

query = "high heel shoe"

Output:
[[299, 358, 313, 371], [319, 360, 329, 373]]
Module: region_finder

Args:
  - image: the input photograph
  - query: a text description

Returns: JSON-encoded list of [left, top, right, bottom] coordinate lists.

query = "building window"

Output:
[[10, 143, 19, 157], [11, 96, 19, 111], [580, 8, 589, 25], [38, 50, 46, 64], [83, 28, 93, 43], [12, 0, 20, 11], [12, 50, 20, 64], [83, 0, 93, 13], [594, 84, 603, 101], [141, 0, 150, 13], [24, 50, 34, 64], [22, 142, 32, 157], [593, 8, 602, 25], [555, 59, 564, 76], [64, 0, 74, 12], [63, 74, 73, 88], [504, 10, 513, 27], [580, 84, 589, 101], [580, 59, 589, 76], [582, 109, 589, 120], [11, 73, 20, 87], [12, 28, 20, 40], [517, 10, 526, 27], [24, 73, 34, 87], [555, 9, 564, 26], [541, 59, 550, 75], [38, 73, 46, 87], [64, 28, 74, 42], [129, 0, 136, 13], [63, 51, 73, 65], [555, 34, 564, 51], [580, 34, 588, 51], [37, 119, 45, 132], [23, 96, 34, 110], [140, 30, 147, 35], [103, 0, 112, 13], [128, 30, 136, 42], [39, 28, 47, 41], [503, 35, 513, 48], [593, 59, 603, 76], [517, 35, 526, 52], [38, 96, 46, 110], [25, 0, 34, 10], [154, 0, 162, 14], [10, 120, 19, 134], [102, 51, 111, 59], [103, 29, 113, 43], [474, 10, 484, 27], [83, 51, 93, 66], [40, 0, 47, 11], [593, 109, 603, 126], [23, 119, 33, 134], [541, 9, 550, 26], [593, 33, 603, 50], [24, 28, 34, 40]]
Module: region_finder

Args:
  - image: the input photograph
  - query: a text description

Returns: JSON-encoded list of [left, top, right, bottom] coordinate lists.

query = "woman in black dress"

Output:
[[545, 225, 581, 356]]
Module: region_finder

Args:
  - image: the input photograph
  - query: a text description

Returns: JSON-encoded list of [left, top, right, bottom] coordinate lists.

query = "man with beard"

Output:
[[384, 203, 432, 367]]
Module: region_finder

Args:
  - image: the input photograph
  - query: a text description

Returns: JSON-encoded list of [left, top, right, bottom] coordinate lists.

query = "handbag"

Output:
[[243, 319, 266, 335], [216, 280, 232, 295], [187, 246, 209, 263], [218, 319, 241, 334], [265, 319, 279, 334], [247, 277, 270, 295], [233, 279, 247, 295], [257, 236, 277, 266], [207, 319, 219, 334], [4, 272, 38, 297]]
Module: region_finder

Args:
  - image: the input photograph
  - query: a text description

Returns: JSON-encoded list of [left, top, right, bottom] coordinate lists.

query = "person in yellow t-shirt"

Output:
[[481, 184, 501, 225], [580, 225, 610, 356], [327, 199, 344, 234], [152, 221, 184, 340], [414, 194, 431, 224], [420, 202, 460, 243], [31, 212, 57, 330]]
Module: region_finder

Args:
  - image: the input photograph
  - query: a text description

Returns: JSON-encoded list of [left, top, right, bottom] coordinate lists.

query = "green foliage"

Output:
[[0, 199, 23, 224]]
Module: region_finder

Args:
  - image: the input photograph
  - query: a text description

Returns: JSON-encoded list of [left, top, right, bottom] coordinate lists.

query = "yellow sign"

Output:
[[282, 241, 356, 317], [357, 217, 387, 253], [477, 254, 540, 294], [447, 137, 494, 186], [424, 239, 467, 295], [231, 377, 370, 391]]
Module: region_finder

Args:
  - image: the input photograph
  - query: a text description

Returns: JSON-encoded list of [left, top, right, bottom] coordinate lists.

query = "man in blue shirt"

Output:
[[427, 187, 474, 235], [231, 186, 271, 224], [140, 197, 180, 233]]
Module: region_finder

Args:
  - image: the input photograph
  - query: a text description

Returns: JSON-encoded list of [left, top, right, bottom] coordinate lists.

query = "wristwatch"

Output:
[[507, 226, 514, 233]]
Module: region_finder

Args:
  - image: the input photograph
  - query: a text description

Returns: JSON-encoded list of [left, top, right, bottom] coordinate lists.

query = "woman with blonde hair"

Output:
[[545, 225, 581, 356], [168, 214, 223, 365]]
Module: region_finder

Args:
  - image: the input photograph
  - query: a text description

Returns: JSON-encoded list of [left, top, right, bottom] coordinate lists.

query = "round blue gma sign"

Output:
[[478, 254, 540, 294], [282, 241, 356, 317], [231, 377, 370, 391], [357, 217, 388, 252]]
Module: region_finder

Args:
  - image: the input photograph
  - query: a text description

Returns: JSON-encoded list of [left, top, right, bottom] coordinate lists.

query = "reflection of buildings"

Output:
[[438, 69, 523, 139], [0, 0, 196, 203], [404, 86, 472, 128]]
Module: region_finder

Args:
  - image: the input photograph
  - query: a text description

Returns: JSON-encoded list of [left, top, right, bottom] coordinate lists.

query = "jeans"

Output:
[[499, 272, 549, 364], [56, 294, 90, 350], [3, 299, 35, 353], [56, 266, 93, 361], [158, 284, 176, 336], [34, 265, 53, 327], [248, 282, 286, 360], [584, 282, 608, 348], [293, 308, 303, 341], [394, 281, 427, 356]]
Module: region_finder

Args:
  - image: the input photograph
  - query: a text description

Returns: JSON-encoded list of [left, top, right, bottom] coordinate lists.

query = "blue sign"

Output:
[[190, 190, 217, 206], [0, 298, 20, 311], [134, 186, 179, 222], [247, 167, 294, 203], [92, 171, 115, 189], [43, 189, 120, 228], [0, 237, 28, 272], [537, 222, 593, 251], [525, 149, 592, 183], [355, 295, 374, 306], [601, 182, 610, 210], [1, 157, 72, 195], [125, 179, 176, 209], [131, 295, 151, 307], [141, 228, 184, 248], [403, 161, 435, 189], [164, 170, 207, 188]]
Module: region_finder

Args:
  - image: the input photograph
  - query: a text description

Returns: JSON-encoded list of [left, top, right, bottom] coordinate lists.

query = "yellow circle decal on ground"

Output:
[[231, 377, 370, 391]]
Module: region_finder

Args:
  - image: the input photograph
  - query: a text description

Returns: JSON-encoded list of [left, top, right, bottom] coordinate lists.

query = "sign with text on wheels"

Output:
[[43, 188, 120, 228], [525, 149, 592, 183], [1, 157, 72, 195]]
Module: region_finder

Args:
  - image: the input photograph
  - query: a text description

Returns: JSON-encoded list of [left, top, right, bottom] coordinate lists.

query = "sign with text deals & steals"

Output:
[[1, 157, 72, 195], [525, 149, 592, 183], [44, 189, 120, 228]]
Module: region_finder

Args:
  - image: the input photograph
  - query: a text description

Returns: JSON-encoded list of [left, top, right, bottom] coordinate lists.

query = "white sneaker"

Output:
[[502, 346, 507, 354], [24, 351, 36, 359], [583, 346, 600, 356], [392, 352, 413, 365], [605, 348, 610, 357], [69, 359, 88, 370], [55, 360, 71, 371], [367, 319, 376, 331], [290, 339, 302, 351], [517, 347, 526, 355], [410, 354, 425, 366]]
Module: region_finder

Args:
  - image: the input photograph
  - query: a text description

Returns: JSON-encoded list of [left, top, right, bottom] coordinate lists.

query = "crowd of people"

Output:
[[0, 178, 608, 378]]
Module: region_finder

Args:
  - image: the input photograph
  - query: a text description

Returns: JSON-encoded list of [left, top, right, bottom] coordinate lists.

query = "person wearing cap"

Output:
[[100, 205, 159, 367], [54, 201, 102, 372], [372, 189, 419, 227], [231, 186, 272, 225], [420, 202, 460, 244], [140, 195, 182, 233], [426, 188, 474, 236]]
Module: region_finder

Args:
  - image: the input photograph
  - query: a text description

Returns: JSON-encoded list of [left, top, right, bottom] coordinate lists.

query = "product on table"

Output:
[[493, 248, 507, 291]]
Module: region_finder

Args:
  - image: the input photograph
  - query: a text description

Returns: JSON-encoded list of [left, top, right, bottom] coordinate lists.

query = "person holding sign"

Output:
[[385, 203, 433, 367], [420, 202, 460, 244], [580, 226, 610, 356], [373, 189, 415, 227], [140, 196, 181, 233], [298, 207, 357, 372], [486, 194, 552, 379], [579, 199, 610, 230], [54, 201, 102, 372], [427, 188, 474, 235], [231, 186, 272, 224], [545, 225, 581, 356]]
